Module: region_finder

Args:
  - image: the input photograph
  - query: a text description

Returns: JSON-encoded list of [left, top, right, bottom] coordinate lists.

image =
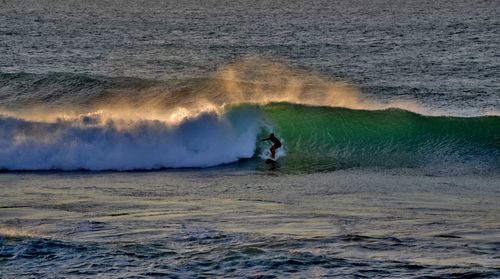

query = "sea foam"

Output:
[[0, 107, 263, 170]]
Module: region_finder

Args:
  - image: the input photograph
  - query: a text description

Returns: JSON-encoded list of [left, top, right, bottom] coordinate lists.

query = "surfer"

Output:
[[261, 133, 282, 159]]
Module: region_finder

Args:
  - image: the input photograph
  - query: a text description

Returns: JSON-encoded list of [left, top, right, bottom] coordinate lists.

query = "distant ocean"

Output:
[[1, 1, 499, 278]]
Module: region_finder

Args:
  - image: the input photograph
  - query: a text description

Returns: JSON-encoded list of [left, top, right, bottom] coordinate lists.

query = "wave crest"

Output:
[[0, 107, 263, 170]]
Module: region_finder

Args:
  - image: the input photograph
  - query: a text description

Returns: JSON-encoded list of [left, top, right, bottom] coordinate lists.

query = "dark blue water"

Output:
[[1, 0, 499, 114], [1, 171, 499, 278]]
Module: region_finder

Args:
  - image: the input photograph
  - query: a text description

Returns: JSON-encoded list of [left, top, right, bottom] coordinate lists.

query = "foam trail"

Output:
[[0, 107, 263, 170]]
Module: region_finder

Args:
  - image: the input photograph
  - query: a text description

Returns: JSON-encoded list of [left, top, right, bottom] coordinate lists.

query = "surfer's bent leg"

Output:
[[270, 146, 276, 159]]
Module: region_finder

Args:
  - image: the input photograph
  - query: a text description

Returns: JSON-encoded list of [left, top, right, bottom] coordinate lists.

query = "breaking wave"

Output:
[[0, 57, 498, 172], [1, 104, 498, 172], [0, 107, 263, 170]]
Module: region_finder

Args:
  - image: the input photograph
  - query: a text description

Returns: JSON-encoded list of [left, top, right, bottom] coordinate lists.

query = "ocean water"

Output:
[[1, 171, 499, 278], [1, 0, 499, 278]]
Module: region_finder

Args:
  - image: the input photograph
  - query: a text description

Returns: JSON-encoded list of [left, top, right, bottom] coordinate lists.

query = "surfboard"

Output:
[[261, 147, 283, 164], [265, 158, 276, 164]]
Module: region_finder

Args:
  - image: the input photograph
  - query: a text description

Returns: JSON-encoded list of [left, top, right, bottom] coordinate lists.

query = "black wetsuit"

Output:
[[263, 135, 281, 148], [262, 134, 281, 159]]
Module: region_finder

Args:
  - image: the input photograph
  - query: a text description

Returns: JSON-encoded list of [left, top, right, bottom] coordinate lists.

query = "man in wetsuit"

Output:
[[261, 133, 282, 159]]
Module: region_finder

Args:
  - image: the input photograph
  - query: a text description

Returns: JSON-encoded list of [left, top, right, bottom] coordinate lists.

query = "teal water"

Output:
[[260, 103, 500, 173]]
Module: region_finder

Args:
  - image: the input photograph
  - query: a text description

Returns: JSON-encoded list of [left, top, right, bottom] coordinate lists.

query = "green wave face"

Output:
[[259, 103, 500, 173]]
